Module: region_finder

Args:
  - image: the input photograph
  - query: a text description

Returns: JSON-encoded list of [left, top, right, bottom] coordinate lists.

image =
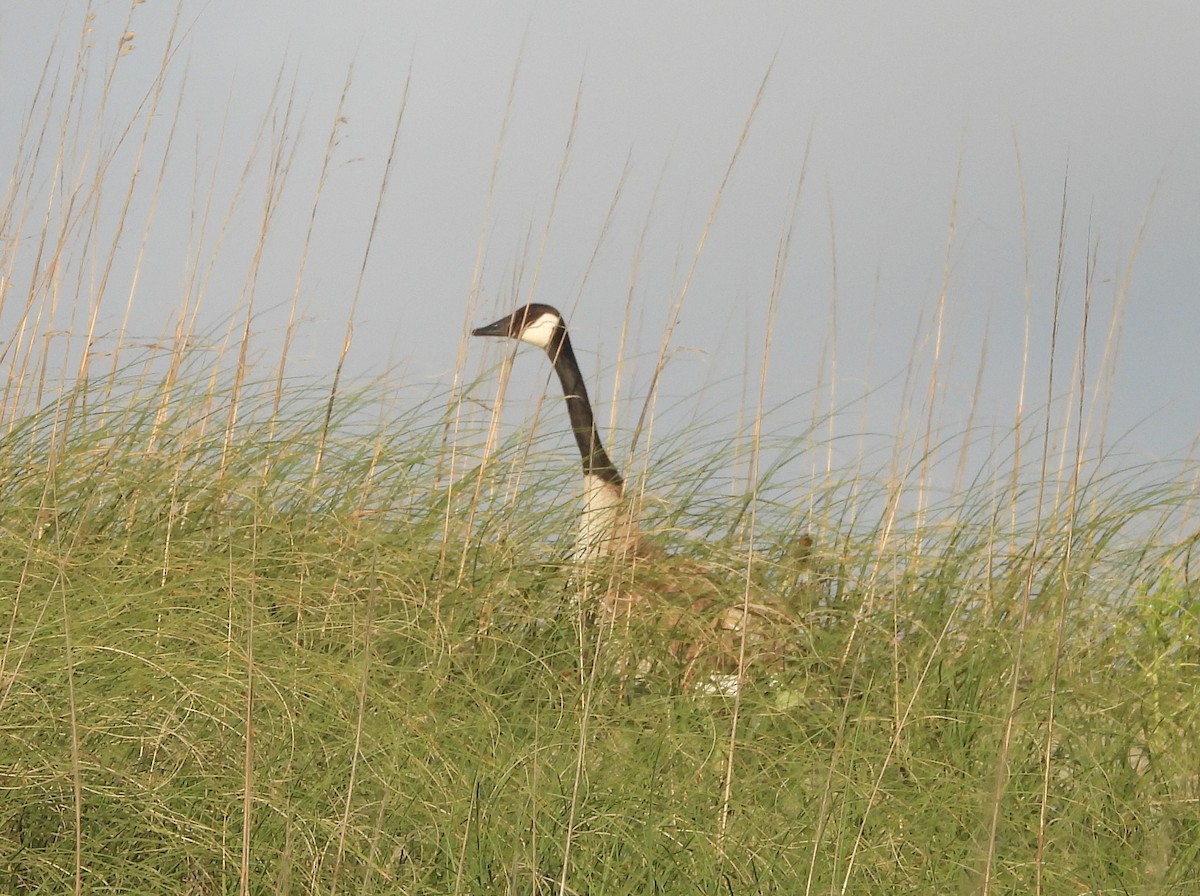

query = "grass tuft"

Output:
[[1, 365, 1197, 895]]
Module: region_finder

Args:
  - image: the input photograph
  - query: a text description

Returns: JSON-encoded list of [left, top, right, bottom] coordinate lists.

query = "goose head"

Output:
[[472, 303, 564, 353]]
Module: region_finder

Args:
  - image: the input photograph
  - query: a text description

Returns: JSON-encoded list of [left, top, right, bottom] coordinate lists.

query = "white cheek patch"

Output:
[[517, 312, 560, 349]]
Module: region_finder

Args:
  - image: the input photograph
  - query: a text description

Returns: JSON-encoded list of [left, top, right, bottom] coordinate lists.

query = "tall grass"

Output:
[[2, 8, 1198, 896]]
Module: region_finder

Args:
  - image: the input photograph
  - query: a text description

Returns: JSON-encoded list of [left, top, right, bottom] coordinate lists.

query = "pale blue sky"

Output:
[[3, 3, 1198, 492]]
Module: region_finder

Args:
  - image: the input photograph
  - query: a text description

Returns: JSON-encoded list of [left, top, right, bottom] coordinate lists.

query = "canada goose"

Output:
[[472, 303, 811, 684]]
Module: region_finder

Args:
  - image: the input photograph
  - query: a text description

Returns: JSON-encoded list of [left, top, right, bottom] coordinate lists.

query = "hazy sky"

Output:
[[4, 3, 1199, 492]]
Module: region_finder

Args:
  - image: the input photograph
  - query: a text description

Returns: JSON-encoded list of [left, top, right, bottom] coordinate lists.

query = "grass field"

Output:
[[3, 11, 1199, 895], [2, 360, 1197, 895]]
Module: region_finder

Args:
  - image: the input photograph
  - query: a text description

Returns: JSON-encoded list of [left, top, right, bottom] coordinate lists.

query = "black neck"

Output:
[[546, 330, 623, 488]]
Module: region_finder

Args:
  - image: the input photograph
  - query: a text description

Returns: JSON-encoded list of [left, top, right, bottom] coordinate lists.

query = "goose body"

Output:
[[473, 304, 812, 684]]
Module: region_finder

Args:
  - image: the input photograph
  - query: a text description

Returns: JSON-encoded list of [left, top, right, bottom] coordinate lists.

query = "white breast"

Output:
[[577, 473, 634, 561]]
